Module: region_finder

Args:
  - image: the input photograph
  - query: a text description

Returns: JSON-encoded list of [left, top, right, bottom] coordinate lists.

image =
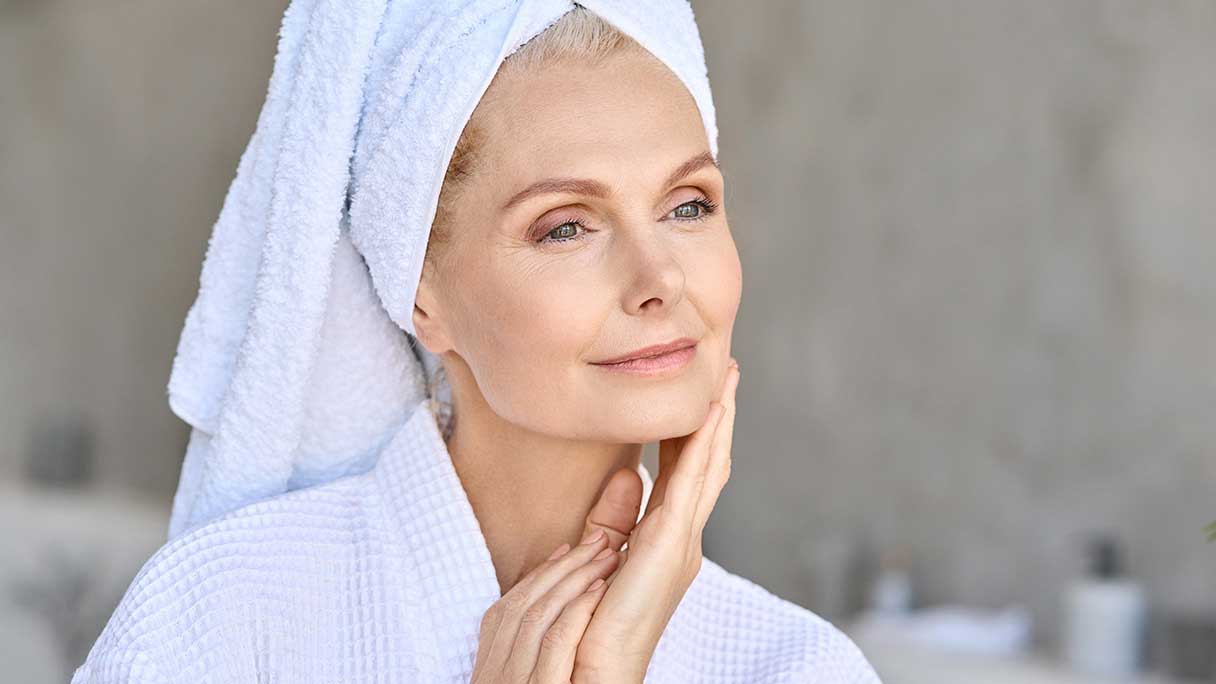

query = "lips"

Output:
[[592, 337, 698, 365]]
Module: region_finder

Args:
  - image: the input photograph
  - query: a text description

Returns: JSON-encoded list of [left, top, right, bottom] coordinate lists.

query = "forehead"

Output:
[[472, 49, 710, 181]]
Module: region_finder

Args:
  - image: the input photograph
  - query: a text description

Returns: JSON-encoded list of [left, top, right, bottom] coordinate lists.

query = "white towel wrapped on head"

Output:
[[72, 4, 887, 682], [164, 0, 719, 541]]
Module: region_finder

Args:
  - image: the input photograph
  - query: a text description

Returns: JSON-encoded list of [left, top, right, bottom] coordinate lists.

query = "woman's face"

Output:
[[415, 47, 741, 443]]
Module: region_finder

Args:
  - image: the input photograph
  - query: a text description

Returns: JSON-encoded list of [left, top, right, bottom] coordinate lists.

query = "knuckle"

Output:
[[520, 602, 548, 626], [541, 623, 570, 651], [710, 464, 729, 486], [499, 590, 529, 616], [479, 605, 498, 629]]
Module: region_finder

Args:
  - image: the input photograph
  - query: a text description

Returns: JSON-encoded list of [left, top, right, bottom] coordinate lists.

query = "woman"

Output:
[[73, 1, 881, 682]]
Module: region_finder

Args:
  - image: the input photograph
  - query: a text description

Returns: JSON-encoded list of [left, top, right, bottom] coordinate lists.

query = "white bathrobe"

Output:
[[71, 397, 882, 683]]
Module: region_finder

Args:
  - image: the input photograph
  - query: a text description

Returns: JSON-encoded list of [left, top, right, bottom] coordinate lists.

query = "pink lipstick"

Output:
[[591, 338, 698, 376]]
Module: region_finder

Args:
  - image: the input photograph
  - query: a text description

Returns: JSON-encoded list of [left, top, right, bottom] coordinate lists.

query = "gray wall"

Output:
[[0, 0, 287, 493], [2, 0, 1213, 666], [693, 0, 1216, 659]]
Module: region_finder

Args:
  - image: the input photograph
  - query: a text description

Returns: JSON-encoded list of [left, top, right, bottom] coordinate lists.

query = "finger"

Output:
[[532, 575, 612, 682], [649, 429, 689, 518], [683, 359, 737, 522], [651, 357, 734, 516], [582, 467, 643, 552], [646, 437, 677, 519], [604, 546, 625, 584], [695, 361, 740, 529], [474, 601, 496, 676], [482, 530, 611, 670], [665, 400, 725, 520], [504, 544, 619, 680]]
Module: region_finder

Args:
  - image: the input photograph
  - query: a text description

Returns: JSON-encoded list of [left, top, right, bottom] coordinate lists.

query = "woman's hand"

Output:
[[471, 528, 621, 683], [573, 357, 741, 684]]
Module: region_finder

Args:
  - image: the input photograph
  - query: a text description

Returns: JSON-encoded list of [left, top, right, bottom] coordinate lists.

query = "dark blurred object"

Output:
[[1088, 535, 1121, 579], [23, 411, 95, 487], [1163, 612, 1216, 681]]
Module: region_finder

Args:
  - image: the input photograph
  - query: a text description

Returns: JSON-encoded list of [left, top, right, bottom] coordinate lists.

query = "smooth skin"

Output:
[[471, 359, 740, 683], [575, 357, 741, 683], [471, 529, 618, 683], [410, 41, 743, 684]]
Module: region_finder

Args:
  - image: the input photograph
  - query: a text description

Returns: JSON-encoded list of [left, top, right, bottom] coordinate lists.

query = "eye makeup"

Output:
[[531, 194, 720, 246]]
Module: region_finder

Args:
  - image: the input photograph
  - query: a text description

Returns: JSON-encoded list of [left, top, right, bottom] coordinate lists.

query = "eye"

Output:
[[537, 219, 589, 244], [535, 196, 720, 246], [669, 196, 720, 222]]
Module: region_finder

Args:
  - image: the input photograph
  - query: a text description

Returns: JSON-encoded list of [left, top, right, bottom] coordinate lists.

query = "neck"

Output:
[[442, 368, 642, 596]]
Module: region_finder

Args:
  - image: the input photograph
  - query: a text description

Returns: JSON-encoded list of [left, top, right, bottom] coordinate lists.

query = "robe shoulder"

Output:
[[70, 473, 386, 683], [71, 469, 884, 684], [658, 556, 884, 683]]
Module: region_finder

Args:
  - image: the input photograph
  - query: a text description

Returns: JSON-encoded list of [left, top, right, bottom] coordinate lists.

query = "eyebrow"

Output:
[[500, 151, 719, 212]]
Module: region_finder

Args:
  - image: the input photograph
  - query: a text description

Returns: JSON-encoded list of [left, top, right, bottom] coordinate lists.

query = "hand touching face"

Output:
[[574, 357, 742, 683]]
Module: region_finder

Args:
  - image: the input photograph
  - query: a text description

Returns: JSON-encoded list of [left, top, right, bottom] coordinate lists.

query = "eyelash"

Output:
[[536, 196, 720, 245]]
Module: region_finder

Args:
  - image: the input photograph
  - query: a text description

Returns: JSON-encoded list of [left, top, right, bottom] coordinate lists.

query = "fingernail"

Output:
[[548, 542, 571, 560], [593, 547, 614, 561], [586, 578, 606, 593], [580, 528, 605, 545]]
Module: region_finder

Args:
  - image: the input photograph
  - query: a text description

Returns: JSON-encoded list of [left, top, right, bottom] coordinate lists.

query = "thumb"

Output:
[[583, 466, 642, 552]]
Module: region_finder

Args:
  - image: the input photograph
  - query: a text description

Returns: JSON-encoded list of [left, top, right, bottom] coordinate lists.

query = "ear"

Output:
[[411, 265, 454, 355]]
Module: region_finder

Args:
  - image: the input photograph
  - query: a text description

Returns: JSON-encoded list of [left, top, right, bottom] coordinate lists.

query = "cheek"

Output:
[[450, 229, 742, 440], [695, 232, 743, 335], [455, 256, 605, 426]]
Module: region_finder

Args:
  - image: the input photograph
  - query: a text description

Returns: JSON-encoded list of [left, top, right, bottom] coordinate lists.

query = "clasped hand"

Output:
[[469, 357, 740, 684]]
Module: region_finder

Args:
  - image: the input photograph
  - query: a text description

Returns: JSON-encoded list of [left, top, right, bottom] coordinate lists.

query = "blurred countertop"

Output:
[[849, 630, 1209, 684]]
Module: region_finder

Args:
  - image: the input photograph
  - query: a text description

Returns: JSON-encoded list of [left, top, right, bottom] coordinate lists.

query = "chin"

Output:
[[606, 392, 710, 444], [562, 359, 719, 440]]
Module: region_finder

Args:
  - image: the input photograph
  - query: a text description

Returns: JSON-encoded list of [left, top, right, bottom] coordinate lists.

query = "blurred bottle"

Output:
[[1062, 534, 1146, 679], [798, 531, 861, 622], [867, 545, 913, 616]]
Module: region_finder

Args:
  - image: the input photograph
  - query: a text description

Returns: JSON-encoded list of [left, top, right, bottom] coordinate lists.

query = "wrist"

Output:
[[575, 627, 655, 684], [571, 662, 644, 684], [569, 657, 646, 681]]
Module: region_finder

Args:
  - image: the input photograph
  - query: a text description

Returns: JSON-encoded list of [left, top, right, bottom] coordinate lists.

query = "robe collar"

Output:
[[372, 398, 655, 670]]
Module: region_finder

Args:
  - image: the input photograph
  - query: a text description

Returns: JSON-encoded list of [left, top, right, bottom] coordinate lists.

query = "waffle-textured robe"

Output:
[[72, 398, 883, 683]]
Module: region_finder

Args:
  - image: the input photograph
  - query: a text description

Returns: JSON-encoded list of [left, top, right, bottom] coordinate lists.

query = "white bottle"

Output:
[[867, 546, 913, 617], [1062, 535, 1146, 679]]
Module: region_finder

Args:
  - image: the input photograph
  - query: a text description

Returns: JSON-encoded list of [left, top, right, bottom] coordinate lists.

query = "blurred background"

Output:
[[1, 1, 1213, 682]]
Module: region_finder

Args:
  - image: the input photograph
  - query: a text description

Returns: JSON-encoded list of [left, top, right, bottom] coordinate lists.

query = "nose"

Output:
[[616, 223, 686, 319]]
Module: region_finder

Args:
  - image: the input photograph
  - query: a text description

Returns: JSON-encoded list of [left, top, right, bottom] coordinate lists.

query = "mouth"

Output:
[[590, 338, 699, 375]]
